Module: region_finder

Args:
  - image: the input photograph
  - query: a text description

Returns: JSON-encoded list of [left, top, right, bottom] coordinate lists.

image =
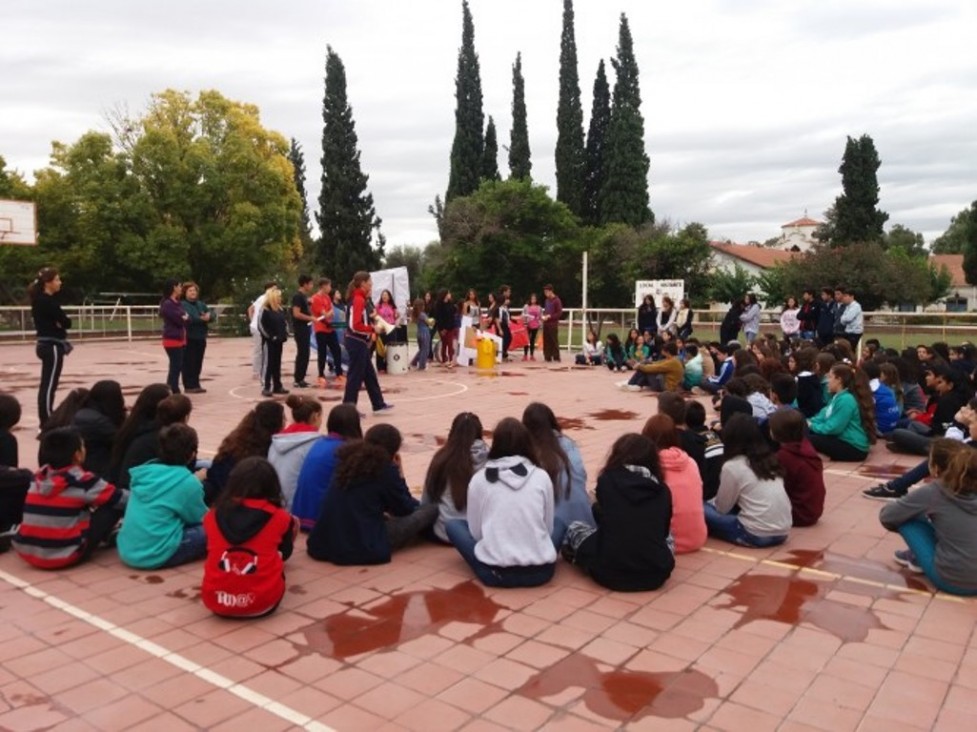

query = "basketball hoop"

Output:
[[0, 200, 38, 246]]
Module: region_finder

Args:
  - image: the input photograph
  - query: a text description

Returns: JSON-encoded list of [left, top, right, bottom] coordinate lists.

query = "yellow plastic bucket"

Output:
[[475, 338, 497, 370]]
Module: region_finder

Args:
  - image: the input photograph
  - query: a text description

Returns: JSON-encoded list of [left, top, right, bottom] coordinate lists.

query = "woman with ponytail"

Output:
[[29, 267, 72, 425], [806, 363, 876, 461]]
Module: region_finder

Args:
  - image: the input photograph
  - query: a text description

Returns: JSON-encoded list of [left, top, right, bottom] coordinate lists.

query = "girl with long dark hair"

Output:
[[29, 267, 72, 425], [205, 400, 285, 504], [704, 413, 791, 547], [70, 380, 126, 476], [807, 363, 876, 461], [434, 289, 457, 368], [160, 278, 188, 393], [422, 412, 488, 542]]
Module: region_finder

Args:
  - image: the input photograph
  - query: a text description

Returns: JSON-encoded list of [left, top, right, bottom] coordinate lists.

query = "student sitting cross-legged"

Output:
[[13, 427, 128, 568], [117, 424, 208, 570]]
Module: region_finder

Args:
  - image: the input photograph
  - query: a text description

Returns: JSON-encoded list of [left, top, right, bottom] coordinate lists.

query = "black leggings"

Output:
[[36, 341, 65, 425], [808, 433, 868, 462], [263, 340, 284, 390], [315, 331, 343, 377]]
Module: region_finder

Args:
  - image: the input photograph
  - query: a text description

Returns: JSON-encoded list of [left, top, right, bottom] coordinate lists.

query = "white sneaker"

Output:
[[626, 385, 642, 392], [615, 380, 630, 388]]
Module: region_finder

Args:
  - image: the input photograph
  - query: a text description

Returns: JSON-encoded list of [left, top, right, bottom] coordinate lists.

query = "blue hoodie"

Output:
[[871, 380, 901, 434], [117, 461, 207, 569]]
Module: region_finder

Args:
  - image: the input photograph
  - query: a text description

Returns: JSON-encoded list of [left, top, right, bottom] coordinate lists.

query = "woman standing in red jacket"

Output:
[[343, 272, 392, 413]]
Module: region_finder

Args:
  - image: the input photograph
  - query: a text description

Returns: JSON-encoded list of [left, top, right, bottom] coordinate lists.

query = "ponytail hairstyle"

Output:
[[285, 394, 322, 425], [28, 267, 59, 301], [346, 271, 370, 301], [830, 364, 877, 443]]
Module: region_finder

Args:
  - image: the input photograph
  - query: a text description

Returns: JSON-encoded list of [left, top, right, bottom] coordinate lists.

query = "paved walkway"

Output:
[[0, 339, 975, 731]]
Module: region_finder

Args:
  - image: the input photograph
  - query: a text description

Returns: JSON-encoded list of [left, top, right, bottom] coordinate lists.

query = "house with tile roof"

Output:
[[708, 241, 797, 279], [929, 254, 974, 311], [778, 215, 821, 252]]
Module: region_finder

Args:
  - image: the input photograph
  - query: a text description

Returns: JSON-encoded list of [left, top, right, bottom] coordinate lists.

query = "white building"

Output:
[[778, 215, 821, 252]]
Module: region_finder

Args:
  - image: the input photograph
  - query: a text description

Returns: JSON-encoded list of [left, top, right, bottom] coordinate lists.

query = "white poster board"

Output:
[[455, 315, 503, 367], [369, 266, 411, 325], [635, 279, 685, 308]]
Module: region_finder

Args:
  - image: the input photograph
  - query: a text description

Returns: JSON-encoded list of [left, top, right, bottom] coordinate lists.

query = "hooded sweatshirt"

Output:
[[880, 482, 977, 590], [467, 455, 556, 567], [202, 498, 295, 617], [423, 439, 489, 543], [307, 462, 418, 565], [586, 465, 675, 592], [776, 439, 826, 527], [267, 424, 321, 509], [117, 461, 207, 569], [657, 447, 707, 553], [870, 379, 901, 435], [14, 464, 127, 568]]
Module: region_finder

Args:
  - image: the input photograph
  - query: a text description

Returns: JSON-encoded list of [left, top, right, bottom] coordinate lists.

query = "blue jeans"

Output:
[[164, 346, 184, 394], [445, 519, 561, 588], [411, 324, 431, 370], [885, 459, 930, 494], [703, 503, 786, 548], [898, 519, 977, 596], [160, 525, 207, 568]]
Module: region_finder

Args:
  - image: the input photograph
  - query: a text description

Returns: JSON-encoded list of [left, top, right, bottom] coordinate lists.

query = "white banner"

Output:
[[369, 266, 411, 325], [634, 279, 685, 308]]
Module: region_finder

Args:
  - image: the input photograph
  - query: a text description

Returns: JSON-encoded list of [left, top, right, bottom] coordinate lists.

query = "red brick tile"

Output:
[[483, 695, 555, 731], [353, 680, 426, 719], [172, 689, 252, 727], [437, 677, 510, 714]]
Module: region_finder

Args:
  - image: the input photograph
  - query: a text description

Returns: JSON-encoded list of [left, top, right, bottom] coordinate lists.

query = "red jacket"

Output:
[[202, 498, 295, 617], [310, 292, 334, 334], [349, 288, 373, 337], [776, 440, 825, 527]]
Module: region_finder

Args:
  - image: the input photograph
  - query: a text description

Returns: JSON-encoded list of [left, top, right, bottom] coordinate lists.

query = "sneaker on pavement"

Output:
[[261, 389, 273, 397], [893, 549, 923, 573], [293, 381, 311, 389], [862, 484, 906, 501], [373, 403, 394, 414]]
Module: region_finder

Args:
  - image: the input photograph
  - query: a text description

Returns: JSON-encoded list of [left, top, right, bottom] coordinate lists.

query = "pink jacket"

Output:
[[658, 447, 707, 553]]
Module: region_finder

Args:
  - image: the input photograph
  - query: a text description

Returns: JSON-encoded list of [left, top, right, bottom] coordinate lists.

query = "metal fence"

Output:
[[2, 304, 976, 350]]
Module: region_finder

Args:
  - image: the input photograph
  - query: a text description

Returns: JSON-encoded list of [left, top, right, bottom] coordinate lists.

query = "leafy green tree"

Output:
[[481, 116, 501, 182], [708, 264, 757, 305], [775, 242, 938, 310], [289, 138, 314, 252], [435, 179, 580, 301], [554, 0, 585, 217], [446, 0, 484, 201], [599, 14, 651, 227], [583, 60, 610, 226], [639, 222, 711, 299], [318, 47, 383, 286], [817, 134, 888, 246], [933, 202, 977, 254], [884, 223, 926, 257], [959, 203, 977, 285], [508, 53, 531, 181], [0, 155, 32, 200]]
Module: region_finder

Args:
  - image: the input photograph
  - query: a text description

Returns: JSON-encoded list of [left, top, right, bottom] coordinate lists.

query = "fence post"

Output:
[[126, 306, 133, 342]]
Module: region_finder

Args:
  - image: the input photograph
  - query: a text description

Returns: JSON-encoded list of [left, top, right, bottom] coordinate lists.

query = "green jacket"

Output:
[[117, 461, 207, 569], [181, 298, 211, 340], [808, 390, 870, 452]]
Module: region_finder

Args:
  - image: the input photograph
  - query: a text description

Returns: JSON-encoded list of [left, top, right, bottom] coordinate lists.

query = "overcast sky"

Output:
[[3, 0, 976, 248]]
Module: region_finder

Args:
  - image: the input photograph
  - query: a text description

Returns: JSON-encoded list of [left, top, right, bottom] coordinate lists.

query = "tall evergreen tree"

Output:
[[599, 14, 651, 227], [317, 46, 383, 285], [958, 202, 977, 285], [583, 60, 610, 226], [829, 134, 889, 245], [481, 116, 501, 182], [555, 0, 585, 217], [288, 138, 314, 252], [446, 0, 484, 202], [508, 52, 531, 181]]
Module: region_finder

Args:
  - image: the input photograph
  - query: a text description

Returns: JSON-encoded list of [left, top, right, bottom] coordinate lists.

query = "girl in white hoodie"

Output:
[[267, 395, 322, 509], [445, 418, 560, 587]]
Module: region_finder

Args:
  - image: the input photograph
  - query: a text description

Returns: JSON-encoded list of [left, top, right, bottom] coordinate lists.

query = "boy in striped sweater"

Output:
[[13, 427, 128, 569]]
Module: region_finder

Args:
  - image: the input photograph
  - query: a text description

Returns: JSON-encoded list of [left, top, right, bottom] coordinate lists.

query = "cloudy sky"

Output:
[[3, 0, 976, 248]]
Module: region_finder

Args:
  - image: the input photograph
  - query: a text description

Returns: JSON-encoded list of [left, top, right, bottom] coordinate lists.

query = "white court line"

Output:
[[0, 568, 336, 731]]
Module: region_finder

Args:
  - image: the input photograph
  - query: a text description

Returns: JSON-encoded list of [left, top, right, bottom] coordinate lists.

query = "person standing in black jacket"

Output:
[[797, 289, 820, 341], [290, 275, 315, 388], [815, 287, 837, 346], [29, 267, 72, 426], [259, 288, 290, 396]]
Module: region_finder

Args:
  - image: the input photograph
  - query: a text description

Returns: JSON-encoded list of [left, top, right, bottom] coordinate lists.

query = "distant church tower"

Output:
[[779, 211, 820, 252]]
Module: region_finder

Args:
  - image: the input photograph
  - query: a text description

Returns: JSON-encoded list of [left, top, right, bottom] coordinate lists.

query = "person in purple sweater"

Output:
[[541, 284, 563, 363], [160, 279, 189, 394]]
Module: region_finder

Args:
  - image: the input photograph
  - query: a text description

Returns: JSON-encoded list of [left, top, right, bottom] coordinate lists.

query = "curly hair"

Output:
[[214, 400, 285, 463], [424, 412, 484, 510], [333, 423, 403, 489]]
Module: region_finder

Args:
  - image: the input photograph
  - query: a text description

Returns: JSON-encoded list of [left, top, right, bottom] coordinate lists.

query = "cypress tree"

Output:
[[481, 116, 501, 181], [508, 52, 531, 181], [599, 14, 651, 227], [288, 138, 314, 251], [584, 60, 610, 226], [317, 46, 383, 285], [446, 0, 484, 201], [555, 0, 585, 217], [832, 134, 889, 245]]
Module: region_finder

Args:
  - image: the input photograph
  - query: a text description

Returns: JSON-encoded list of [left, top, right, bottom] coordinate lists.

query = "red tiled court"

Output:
[[1, 338, 976, 731]]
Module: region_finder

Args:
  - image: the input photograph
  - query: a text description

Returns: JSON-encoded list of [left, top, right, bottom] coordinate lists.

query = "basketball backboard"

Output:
[[0, 199, 37, 245]]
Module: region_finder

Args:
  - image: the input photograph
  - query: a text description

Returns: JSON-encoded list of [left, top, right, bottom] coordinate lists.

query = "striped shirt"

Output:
[[13, 465, 128, 569]]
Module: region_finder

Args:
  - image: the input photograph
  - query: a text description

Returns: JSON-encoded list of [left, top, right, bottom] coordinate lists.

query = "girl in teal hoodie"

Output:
[[807, 364, 876, 462], [118, 424, 208, 569]]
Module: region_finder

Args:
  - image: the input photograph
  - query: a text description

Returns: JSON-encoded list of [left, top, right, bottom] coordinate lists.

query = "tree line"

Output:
[[1, 0, 974, 310]]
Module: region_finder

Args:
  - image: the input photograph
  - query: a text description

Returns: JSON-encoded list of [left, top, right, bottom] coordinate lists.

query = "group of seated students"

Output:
[[2, 333, 977, 613]]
